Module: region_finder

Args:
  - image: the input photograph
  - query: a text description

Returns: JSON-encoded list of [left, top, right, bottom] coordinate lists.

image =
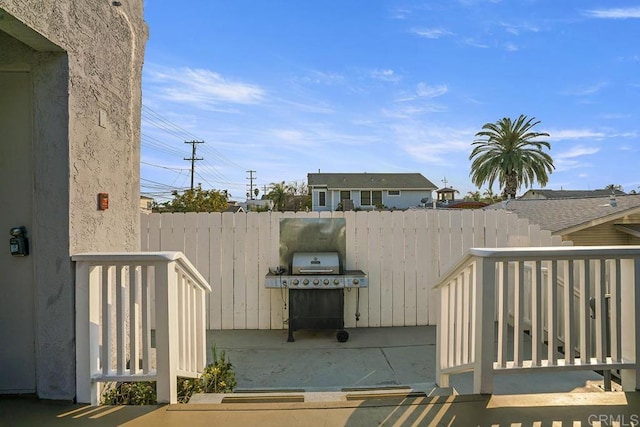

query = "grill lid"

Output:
[[291, 252, 340, 275]]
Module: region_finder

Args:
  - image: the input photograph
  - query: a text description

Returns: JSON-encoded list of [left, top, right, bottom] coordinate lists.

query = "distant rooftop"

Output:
[[485, 194, 640, 234], [308, 173, 437, 190], [519, 188, 626, 200]]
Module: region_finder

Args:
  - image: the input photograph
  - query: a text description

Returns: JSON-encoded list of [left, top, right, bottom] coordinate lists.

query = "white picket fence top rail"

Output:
[[435, 246, 640, 394], [74, 251, 211, 404]]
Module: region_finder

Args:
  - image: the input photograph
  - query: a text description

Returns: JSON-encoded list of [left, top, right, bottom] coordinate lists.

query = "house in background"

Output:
[[485, 194, 640, 245], [519, 188, 626, 200], [140, 195, 154, 213], [307, 172, 437, 211]]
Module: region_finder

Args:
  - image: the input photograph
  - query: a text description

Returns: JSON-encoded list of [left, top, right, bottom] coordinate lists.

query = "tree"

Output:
[[465, 190, 481, 201], [266, 181, 290, 212], [469, 115, 554, 199], [605, 184, 623, 193], [154, 184, 229, 212]]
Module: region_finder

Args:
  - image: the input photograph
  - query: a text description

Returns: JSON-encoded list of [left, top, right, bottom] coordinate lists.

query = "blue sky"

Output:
[[141, 1, 640, 201]]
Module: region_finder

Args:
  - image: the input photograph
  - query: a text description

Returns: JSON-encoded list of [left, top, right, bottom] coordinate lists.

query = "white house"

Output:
[[307, 173, 437, 211]]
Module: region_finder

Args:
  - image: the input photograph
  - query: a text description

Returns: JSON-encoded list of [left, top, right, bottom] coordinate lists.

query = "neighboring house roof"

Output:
[[519, 189, 626, 199], [485, 194, 640, 234], [307, 173, 437, 190], [224, 205, 245, 213]]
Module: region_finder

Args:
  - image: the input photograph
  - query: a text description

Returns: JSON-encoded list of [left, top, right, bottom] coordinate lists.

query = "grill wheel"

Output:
[[336, 329, 349, 343]]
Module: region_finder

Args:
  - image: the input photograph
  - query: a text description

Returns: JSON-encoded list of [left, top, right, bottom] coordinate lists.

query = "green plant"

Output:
[[102, 381, 157, 405], [101, 347, 236, 405], [178, 347, 237, 403]]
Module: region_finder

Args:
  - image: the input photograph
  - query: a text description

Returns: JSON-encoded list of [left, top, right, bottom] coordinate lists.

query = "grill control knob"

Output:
[[323, 279, 329, 285], [292, 279, 299, 286], [352, 279, 359, 286], [313, 279, 319, 286], [303, 279, 309, 285]]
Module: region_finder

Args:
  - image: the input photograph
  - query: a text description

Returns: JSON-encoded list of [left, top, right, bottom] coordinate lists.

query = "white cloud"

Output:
[[412, 28, 454, 39], [416, 83, 448, 98], [504, 42, 519, 52], [145, 65, 265, 107], [371, 69, 402, 83], [394, 124, 475, 165], [584, 7, 640, 19], [462, 38, 489, 48], [563, 82, 609, 96], [555, 145, 600, 159], [391, 8, 411, 19], [549, 129, 606, 140], [300, 70, 345, 86]]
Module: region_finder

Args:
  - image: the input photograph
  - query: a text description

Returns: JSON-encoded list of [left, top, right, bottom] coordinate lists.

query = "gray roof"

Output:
[[307, 173, 437, 190], [485, 194, 640, 234], [520, 189, 626, 199]]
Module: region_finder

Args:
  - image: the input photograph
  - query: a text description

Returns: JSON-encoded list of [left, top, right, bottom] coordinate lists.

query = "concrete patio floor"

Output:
[[205, 325, 609, 396]]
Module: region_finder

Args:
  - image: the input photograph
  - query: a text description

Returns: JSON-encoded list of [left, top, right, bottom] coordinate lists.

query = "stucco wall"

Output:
[[0, 1, 147, 399]]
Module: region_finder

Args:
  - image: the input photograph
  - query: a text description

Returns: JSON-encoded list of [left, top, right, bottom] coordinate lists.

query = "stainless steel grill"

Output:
[[265, 251, 368, 289], [264, 250, 368, 342]]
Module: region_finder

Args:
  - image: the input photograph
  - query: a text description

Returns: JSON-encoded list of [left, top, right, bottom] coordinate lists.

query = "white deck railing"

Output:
[[73, 252, 212, 404], [435, 246, 640, 394]]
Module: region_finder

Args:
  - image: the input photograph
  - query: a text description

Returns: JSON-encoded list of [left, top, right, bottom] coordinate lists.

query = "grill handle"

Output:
[[297, 268, 336, 274]]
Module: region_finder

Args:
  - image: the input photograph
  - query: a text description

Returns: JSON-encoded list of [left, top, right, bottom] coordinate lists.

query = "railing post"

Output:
[[75, 261, 101, 404], [620, 258, 640, 391], [474, 257, 495, 394], [435, 286, 449, 388], [155, 261, 179, 404]]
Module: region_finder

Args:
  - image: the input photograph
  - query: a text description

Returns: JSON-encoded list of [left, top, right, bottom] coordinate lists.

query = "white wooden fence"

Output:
[[140, 210, 564, 330]]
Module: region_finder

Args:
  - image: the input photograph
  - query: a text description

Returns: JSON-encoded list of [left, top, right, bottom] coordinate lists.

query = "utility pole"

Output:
[[184, 140, 204, 190], [246, 170, 256, 200]]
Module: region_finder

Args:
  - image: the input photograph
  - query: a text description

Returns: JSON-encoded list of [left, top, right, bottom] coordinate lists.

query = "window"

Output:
[[372, 191, 382, 206], [340, 190, 351, 201], [318, 191, 326, 207], [360, 190, 382, 206], [388, 190, 400, 196], [361, 190, 370, 205]]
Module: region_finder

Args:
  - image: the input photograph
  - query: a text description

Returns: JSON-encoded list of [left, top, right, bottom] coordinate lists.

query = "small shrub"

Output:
[[101, 347, 236, 405], [102, 381, 157, 405], [177, 347, 237, 403]]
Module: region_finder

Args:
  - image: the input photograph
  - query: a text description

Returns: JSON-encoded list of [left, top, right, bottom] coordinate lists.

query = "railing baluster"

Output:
[[580, 260, 591, 364], [595, 259, 607, 363], [531, 260, 543, 366], [129, 265, 140, 374], [141, 265, 151, 374], [448, 280, 456, 368], [116, 265, 126, 375], [461, 265, 470, 365], [547, 260, 558, 366], [514, 261, 524, 367], [102, 265, 112, 376], [497, 262, 508, 368], [455, 273, 463, 366], [610, 259, 621, 362], [564, 260, 575, 364]]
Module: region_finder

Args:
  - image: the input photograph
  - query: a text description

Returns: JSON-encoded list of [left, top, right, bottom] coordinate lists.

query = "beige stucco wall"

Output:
[[0, 1, 147, 399]]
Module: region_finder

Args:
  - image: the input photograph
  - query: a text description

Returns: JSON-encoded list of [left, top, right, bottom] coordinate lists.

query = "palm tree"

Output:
[[469, 115, 554, 199], [267, 181, 289, 211]]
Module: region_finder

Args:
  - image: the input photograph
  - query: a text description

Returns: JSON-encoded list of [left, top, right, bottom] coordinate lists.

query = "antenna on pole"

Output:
[[184, 140, 204, 190]]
